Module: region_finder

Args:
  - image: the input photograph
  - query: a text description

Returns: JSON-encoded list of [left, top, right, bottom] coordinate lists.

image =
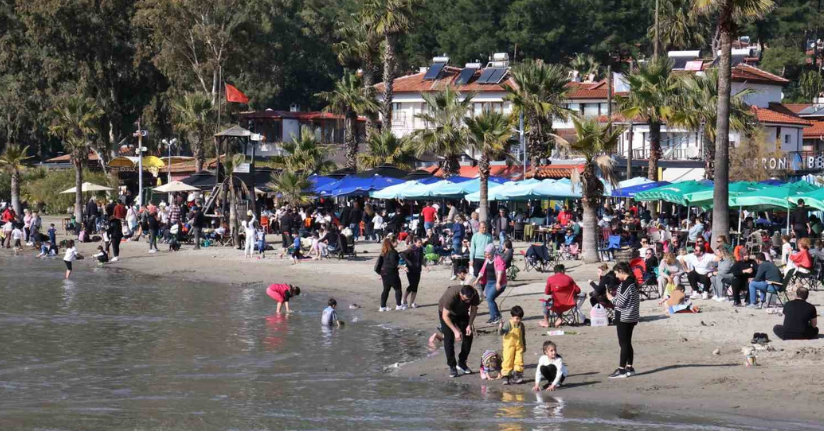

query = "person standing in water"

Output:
[[266, 283, 301, 314], [63, 240, 81, 279]]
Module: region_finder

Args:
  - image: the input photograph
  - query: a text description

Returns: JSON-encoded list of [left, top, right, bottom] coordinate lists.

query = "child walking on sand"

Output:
[[266, 283, 301, 314], [498, 305, 526, 385], [533, 341, 568, 392]]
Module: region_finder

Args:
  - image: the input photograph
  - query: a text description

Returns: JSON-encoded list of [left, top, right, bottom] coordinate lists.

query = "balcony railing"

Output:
[[632, 147, 693, 160]]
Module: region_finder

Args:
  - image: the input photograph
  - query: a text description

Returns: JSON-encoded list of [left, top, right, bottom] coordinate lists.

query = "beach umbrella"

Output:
[[328, 174, 405, 197], [60, 182, 114, 194], [307, 174, 337, 192], [790, 188, 824, 211], [617, 177, 656, 189], [612, 181, 671, 198], [109, 156, 136, 167], [685, 181, 767, 208], [465, 179, 539, 202], [370, 180, 423, 199], [732, 182, 819, 232], [153, 180, 199, 193], [634, 180, 713, 205], [429, 178, 508, 199]]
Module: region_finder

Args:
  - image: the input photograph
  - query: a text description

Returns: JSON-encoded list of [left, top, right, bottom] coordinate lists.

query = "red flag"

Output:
[[225, 83, 249, 104]]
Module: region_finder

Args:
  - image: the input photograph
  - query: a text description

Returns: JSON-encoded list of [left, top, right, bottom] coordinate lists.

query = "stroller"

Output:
[[523, 243, 551, 273], [335, 232, 357, 259]]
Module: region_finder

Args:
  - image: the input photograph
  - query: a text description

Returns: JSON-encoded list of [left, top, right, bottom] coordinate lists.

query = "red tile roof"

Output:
[[803, 120, 824, 138], [526, 165, 584, 179], [731, 64, 790, 85], [783, 103, 813, 114], [375, 66, 515, 94], [240, 111, 368, 122], [751, 105, 812, 126], [424, 164, 525, 180], [566, 81, 628, 99]]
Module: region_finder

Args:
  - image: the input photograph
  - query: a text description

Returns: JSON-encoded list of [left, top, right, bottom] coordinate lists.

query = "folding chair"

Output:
[[629, 257, 658, 300], [560, 243, 580, 261], [522, 243, 550, 273], [764, 269, 793, 308], [539, 297, 582, 327], [791, 257, 820, 291]]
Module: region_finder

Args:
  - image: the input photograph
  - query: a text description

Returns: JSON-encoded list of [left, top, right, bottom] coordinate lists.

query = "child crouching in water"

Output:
[[93, 245, 109, 265], [533, 340, 568, 392], [321, 298, 344, 327], [498, 305, 526, 385]]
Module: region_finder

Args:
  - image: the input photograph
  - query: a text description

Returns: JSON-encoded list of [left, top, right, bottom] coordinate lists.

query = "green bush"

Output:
[[23, 169, 113, 214], [0, 168, 47, 205]]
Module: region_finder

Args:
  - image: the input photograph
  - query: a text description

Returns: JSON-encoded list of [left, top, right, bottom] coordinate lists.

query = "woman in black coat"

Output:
[[375, 237, 402, 312]]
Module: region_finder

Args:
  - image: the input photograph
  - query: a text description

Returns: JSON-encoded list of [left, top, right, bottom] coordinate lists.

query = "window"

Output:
[[492, 102, 503, 113], [473, 103, 482, 117], [784, 134, 791, 146], [583, 103, 599, 118], [568, 103, 580, 114]]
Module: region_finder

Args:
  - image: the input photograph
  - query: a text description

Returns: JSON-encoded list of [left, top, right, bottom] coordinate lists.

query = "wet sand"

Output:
[[13, 216, 824, 425]]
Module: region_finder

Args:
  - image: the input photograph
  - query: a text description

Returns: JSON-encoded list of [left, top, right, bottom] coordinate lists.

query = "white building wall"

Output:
[[732, 82, 782, 108], [384, 92, 512, 138], [282, 119, 300, 142]]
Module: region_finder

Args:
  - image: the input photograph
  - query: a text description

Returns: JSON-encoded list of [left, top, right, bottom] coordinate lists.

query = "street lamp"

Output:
[[162, 138, 178, 203], [133, 121, 148, 207]]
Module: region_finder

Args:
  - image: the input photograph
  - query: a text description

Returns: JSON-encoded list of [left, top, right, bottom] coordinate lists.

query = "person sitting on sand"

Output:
[[322, 298, 343, 328], [533, 341, 568, 392], [266, 283, 301, 314], [659, 285, 695, 314], [773, 287, 818, 340]]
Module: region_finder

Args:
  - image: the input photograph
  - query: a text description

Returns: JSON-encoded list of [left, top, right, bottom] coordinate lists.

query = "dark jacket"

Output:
[[375, 249, 400, 275], [492, 215, 510, 235], [402, 246, 424, 272], [753, 261, 782, 283], [589, 271, 619, 297], [339, 207, 352, 226], [191, 210, 205, 228]]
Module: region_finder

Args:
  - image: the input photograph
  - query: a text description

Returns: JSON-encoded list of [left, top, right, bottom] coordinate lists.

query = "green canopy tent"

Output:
[[731, 182, 820, 233], [684, 181, 767, 209], [634, 180, 713, 206], [790, 188, 824, 211]]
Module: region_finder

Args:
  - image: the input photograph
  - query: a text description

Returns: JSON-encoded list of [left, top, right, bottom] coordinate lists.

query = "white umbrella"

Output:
[[60, 182, 114, 194], [153, 180, 200, 193]]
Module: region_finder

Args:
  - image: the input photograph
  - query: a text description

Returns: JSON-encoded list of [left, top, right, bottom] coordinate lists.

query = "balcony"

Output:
[[632, 147, 694, 161]]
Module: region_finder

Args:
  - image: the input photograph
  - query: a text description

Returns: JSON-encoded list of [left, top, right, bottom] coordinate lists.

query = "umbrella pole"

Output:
[[737, 206, 742, 246]]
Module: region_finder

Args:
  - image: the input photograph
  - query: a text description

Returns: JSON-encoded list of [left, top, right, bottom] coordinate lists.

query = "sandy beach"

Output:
[[9, 216, 824, 426]]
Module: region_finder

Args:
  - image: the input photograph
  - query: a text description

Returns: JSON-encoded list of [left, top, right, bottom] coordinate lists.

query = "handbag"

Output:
[[374, 254, 384, 275]]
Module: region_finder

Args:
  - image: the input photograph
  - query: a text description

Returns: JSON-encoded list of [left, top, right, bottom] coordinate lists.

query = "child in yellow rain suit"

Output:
[[498, 305, 526, 385]]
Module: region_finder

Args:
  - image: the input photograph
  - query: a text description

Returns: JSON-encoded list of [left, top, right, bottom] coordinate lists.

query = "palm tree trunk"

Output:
[[702, 130, 715, 180], [581, 167, 600, 263], [712, 4, 734, 243], [479, 154, 490, 223], [194, 142, 204, 172], [381, 33, 397, 131], [74, 159, 84, 222], [10, 170, 21, 215], [648, 120, 661, 181], [345, 112, 357, 170], [362, 64, 379, 138], [229, 179, 239, 248]]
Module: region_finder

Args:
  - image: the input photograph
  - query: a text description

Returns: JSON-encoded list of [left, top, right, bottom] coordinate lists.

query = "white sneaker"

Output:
[[378, 307, 389, 312], [149, 249, 157, 254], [450, 275, 457, 281], [701, 292, 709, 300], [110, 257, 119, 262], [690, 293, 701, 300], [410, 303, 418, 309], [396, 305, 406, 311]]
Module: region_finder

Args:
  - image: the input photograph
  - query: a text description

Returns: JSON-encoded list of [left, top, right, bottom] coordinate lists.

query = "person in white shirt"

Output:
[[682, 244, 716, 299], [11, 225, 23, 250], [372, 212, 385, 241], [63, 240, 80, 279], [533, 341, 568, 392], [242, 215, 256, 258]]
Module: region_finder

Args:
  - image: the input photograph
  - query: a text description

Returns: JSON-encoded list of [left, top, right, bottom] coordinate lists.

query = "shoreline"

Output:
[[6, 217, 824, 427]]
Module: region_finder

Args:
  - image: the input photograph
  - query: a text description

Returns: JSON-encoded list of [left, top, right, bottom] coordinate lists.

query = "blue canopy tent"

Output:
[[612, 181, 672, 198], [328, 174, 405, 197], [307, 174, 337, 192]]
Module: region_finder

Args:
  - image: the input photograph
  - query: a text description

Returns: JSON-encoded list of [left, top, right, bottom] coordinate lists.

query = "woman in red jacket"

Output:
[[789, 238, 814, 273]]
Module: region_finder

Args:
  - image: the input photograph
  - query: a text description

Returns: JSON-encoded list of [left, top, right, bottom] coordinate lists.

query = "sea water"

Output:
[[0, 257, 816, 430]]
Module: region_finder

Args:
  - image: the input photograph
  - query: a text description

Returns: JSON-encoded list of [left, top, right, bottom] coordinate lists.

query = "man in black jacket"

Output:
[[280, 209, 295, 248], [190, 206, 204, 250]]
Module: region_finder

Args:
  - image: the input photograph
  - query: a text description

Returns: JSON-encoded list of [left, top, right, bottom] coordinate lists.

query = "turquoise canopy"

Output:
[[634, 180, 713, 205]]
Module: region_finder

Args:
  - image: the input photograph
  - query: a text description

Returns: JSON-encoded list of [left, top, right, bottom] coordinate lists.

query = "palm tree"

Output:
[[412, 87, 474, 175], [648, 0, 707, 51], [334, 16, 382, 137], [670, 69, 757, 179], [317, 72, 379, 170], [363, 0, 416, 130], [221, 153, 251, 247], [553, 118, 622, 263], [695, 0, 775, 241], [464, 111, 513, 223], [359, 130, 417, 170], [618, 57, 677, 181], [280, 126, 337, 174], [172, 92, 214, 172], [0, 144, 31, 215], [505, 61, 571, 167], [268, 171, 313, 207], [569, 53, 601, 81], [49, 95, 104, 221]]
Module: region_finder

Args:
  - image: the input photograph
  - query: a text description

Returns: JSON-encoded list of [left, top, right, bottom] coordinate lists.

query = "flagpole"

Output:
[[215, 65, 223, 198]]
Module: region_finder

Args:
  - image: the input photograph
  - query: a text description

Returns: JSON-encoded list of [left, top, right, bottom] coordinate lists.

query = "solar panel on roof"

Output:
[[490, 68, 507, 83], [455, 68, 475, 85], [423, 62, 445, 81], [477, 68, 496, 84]]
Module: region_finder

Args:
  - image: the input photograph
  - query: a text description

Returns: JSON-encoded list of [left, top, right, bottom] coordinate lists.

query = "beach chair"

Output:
[[523, 243, 550, 273], [560, 243, 580, 261], [791, 256, 820, 291], [540, 284, 583, 327], [629, 257, 659, 300], [764, 269, 793, 308]]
